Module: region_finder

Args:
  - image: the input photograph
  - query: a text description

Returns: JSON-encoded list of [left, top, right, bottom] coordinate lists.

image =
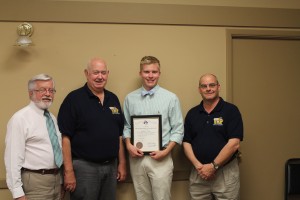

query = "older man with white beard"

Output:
[[4, 74, 63, 200]]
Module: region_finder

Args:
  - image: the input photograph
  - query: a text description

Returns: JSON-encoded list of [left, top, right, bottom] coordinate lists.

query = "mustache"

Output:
[[42, 97, 53, 101]]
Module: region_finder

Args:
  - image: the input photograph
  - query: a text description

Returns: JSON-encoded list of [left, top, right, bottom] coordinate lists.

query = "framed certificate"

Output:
[[131, 115, 162, 154]]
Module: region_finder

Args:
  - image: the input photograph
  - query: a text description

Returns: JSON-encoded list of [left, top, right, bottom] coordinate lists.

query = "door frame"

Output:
[[226, 29, 300, 103]]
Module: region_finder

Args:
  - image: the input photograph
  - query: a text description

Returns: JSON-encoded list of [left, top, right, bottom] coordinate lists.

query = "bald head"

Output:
[[199, 73, 219, 86], [86, 57, 107, 71]]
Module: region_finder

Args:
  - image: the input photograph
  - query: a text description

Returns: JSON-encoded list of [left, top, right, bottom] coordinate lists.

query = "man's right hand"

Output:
[[126, 142, 144, 158], [64, 170, 76, 192]]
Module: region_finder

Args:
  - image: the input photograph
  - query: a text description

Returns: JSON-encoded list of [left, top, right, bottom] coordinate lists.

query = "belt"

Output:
[[73, 158, 116, 164], [93, 159, 115, 164], [21, 168, 60, 175]]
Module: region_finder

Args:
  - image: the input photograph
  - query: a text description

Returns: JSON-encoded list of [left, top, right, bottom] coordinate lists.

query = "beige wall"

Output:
[[1, 1, 300, 200], [0, 22, 226, 199], [53, 0, 300, 9]]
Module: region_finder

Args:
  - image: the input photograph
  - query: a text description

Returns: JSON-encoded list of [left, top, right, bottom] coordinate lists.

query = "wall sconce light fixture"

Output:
[[15, 22, 34, 47]]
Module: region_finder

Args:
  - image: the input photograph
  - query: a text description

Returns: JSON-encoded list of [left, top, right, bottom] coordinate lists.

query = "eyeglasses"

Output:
[[33, 88, 56, 94], [199, 83, 218, 89]]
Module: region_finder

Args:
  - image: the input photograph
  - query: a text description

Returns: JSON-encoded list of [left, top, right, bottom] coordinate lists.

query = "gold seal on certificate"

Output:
[[131, 115, 162, 154], [136, 142, 143, 149]]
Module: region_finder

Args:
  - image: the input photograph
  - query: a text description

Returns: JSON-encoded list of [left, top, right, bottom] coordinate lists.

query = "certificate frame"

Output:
[[131, 115, 162, 155]]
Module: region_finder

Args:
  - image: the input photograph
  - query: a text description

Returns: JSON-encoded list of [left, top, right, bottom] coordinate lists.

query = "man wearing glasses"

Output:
[[58, 57, 126, 200], [5, 74, 63, 200], [183, 73, 244, 200]]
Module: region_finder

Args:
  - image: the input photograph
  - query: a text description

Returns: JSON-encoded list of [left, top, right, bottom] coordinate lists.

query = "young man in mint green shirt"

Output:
[[123, 56, 184, 200]]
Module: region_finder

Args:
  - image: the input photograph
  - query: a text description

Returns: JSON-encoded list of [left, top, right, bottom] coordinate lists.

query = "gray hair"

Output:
[[28, 74, 55, 91]]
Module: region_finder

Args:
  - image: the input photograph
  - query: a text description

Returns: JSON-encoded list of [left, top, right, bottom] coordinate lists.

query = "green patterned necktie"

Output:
[[44, 110, 63, 168]]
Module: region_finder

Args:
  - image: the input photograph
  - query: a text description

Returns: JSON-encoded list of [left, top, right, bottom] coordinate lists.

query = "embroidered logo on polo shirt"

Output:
[[213, 117, 223, 126], [109, 107, 120, 114]]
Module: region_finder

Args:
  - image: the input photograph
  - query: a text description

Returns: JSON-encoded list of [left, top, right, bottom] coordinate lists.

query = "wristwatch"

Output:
[[212, 161, 219, 170]]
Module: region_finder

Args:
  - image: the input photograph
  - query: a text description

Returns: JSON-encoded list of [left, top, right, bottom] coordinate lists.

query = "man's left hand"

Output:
[[149, 149, 168, 160]]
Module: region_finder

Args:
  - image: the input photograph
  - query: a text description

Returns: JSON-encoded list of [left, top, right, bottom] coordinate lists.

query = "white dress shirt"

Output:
[[4, 101, 62, 198]]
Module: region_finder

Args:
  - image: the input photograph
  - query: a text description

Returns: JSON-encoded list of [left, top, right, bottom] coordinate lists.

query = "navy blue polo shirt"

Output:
[[58, 83, 124, 163], [183, 97, 243, 164]]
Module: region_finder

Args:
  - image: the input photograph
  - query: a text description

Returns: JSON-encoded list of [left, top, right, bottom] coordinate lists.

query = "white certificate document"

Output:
[[131, 115, 162, 154]]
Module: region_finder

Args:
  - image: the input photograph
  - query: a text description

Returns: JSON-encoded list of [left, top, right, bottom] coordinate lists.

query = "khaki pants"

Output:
[[189, 158, 240, 200], [129, 154, 173, 200], [21, 171, 62, 200]]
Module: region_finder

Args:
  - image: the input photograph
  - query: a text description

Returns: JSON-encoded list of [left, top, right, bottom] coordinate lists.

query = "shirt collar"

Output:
[[199, 97, 224, 113], [29, 101, 46, 115], [84, 83, 108, 99], [141, 85, 160, 96]]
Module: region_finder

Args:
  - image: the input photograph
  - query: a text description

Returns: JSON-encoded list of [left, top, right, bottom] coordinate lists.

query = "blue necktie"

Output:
[[44, 110, 63, 168], [141, 90, 154, 96]]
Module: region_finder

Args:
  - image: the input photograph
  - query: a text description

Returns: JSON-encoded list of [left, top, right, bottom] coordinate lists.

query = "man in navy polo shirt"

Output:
[[183, 73, 243, 200], [57, 57, 126, 200]]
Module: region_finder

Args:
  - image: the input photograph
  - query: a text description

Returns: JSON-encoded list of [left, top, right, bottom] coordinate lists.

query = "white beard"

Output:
[[35, 100, 52, 110]]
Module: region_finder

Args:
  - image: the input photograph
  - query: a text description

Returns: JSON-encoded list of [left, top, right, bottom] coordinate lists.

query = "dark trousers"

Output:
[[71, 159, 117, 200]]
